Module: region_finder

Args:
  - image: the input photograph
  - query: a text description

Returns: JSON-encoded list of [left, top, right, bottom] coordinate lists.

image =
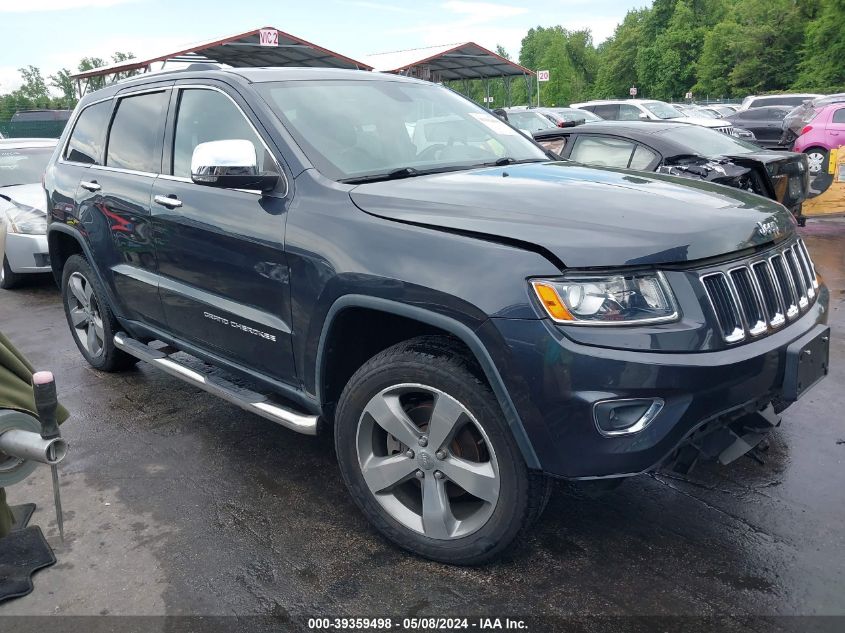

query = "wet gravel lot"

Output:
[[0, 219, 843, 632]]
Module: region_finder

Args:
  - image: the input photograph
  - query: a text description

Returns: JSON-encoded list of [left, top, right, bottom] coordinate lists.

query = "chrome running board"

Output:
[[114, 333, 318, 436]]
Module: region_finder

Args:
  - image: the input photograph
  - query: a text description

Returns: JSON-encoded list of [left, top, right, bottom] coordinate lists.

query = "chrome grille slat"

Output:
[[700, 239, 819, 344], [751, 261, 786, 328], [702, 273, 745, 343], [729, 267, 767, 336], [784, 246, 809, 308], [770, 254, 799, 319]]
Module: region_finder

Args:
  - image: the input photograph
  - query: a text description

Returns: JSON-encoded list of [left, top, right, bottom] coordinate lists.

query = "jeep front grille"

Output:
[[700, 239, 818, 344], [714, 126, 736, 136]]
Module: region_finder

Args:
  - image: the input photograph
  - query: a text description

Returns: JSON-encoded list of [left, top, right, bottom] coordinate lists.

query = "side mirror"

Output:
[[191, 139, 279, 192], [638, 113, 649, 120]]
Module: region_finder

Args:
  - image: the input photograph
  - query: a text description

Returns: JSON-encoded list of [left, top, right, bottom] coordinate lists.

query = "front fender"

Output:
[[315, 294, 541, 470]]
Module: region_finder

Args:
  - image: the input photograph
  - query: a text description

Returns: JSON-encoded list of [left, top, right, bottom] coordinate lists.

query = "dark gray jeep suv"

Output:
[[44, 67, 830, 563]]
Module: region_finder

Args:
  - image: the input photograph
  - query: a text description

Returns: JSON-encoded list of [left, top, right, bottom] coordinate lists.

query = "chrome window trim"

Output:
[[170, 84, 289, 198]]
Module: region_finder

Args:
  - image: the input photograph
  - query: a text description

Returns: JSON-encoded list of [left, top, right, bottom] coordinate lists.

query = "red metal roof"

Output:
[[71, 26, 372, 80]]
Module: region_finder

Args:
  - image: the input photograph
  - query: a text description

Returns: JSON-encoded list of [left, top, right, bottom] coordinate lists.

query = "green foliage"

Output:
[[593, 9, 647, 99], [794, 0, 845, 91], [0, 51, 136, 132]]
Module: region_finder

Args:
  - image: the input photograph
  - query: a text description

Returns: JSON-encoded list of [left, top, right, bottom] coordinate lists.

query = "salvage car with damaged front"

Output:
[[43, 68, 829, 564], [534, 121, 810, 224]]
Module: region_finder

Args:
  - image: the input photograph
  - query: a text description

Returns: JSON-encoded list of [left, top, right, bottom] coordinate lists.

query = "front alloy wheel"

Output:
[[334, 336, 550, 565], [357, 383, 500, 540]]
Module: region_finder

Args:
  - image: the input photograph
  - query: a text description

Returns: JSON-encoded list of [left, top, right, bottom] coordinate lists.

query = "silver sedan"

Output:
[[0, 138, 56, 289]]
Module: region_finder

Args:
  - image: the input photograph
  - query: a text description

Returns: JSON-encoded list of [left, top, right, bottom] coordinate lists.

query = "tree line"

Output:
[[448, 0, 845, 107], [2, 0, 843, 120], [0, 52, 136, 123]]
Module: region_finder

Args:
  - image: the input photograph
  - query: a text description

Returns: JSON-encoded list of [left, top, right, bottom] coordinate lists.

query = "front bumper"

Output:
[[485, 289, 829, 479], [4, 233, 50, 273]]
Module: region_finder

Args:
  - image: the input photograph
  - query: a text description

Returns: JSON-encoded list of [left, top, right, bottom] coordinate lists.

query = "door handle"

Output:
[[154, 194, 183, 209], [80, 180, 101, 192]]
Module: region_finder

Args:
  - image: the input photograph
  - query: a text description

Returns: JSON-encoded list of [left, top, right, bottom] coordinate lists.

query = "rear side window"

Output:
[[171, 88, 274, 178], [106, 91, 169, 173], [833, 108, 845, 124], [570, 135, 655, 170], [593, 104, 620, 120], [65, 101, 112, 164]]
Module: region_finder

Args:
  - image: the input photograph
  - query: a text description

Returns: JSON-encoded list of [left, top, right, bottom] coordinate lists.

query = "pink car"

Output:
[[793, 102, 845, 176]]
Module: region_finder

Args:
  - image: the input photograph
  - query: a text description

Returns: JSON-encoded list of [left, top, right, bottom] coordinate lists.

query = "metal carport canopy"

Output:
[[70, 25, 373, 83], [365, 42, 534, 81]]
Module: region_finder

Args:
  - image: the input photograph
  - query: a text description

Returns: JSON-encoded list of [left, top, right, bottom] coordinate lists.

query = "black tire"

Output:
[[334, 335, 549, 565], [60, 254, 137, 372], [0, 255, 24, 290]]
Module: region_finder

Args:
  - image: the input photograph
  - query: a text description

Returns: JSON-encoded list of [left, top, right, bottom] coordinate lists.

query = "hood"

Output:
[[348, 162, 795, 268], [0, 183, 47, 213], [671, 116, 729, 128]]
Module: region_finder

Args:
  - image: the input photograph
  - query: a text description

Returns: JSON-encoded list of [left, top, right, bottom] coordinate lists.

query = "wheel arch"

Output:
[[316, 295, 541, 470], [47, 224, 124, 319]]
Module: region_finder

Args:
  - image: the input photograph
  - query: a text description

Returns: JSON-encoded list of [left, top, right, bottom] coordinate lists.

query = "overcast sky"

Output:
[[0, 0, 645, 94]]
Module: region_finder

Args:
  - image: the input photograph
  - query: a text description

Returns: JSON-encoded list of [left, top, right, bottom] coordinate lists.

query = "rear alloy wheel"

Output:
[[61, 254, 137, 372], [66, 271, 106, 359], [335, 336, 550, 565]]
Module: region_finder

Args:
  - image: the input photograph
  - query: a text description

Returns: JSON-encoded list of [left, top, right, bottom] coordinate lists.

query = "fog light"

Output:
[[593, 398, 664, 437]]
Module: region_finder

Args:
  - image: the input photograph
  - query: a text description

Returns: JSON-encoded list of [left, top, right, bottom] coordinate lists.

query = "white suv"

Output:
[[570, 99, 737, 136]]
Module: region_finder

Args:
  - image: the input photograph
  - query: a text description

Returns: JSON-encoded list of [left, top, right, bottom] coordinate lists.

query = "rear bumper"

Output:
[[5, 233, 50, 273], [486, 289, 829, 479]]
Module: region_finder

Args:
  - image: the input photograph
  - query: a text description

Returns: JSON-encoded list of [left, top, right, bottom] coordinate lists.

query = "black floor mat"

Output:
[[0, 525, 56, 603], [10, 503, 36, 531]]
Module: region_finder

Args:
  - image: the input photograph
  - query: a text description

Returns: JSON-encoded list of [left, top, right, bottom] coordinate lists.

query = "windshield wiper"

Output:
[[481, 157, 546, 167], [0, 183, 25, 188], [340, 167, 422, 185], [341, 165, 473, 185]]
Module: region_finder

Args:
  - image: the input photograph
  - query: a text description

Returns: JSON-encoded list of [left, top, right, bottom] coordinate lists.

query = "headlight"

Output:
[[531, 271, 679, 325], [4, 205, 47, 235]]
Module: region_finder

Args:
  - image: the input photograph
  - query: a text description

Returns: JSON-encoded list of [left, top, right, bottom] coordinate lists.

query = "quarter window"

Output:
[[172, 89, 274, 178], [64, 100, 112, 165], [832, 108, 845, 124], [106, 91, 169, 173]]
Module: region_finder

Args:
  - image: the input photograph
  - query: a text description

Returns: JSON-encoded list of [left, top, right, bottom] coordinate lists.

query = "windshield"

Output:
[[750, 96, 815, 108], [642, 101, 684, 119], [508, 111, 557, 133], [0, 147, 53, 187], [551, 108, 601, 122], [657, 125, 761, 157], [258, 80, 547, 181]]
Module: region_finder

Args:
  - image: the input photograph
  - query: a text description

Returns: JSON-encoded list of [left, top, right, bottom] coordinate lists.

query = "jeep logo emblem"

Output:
[[756, 220, 779, 237], [418, 451, 435, 470]]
